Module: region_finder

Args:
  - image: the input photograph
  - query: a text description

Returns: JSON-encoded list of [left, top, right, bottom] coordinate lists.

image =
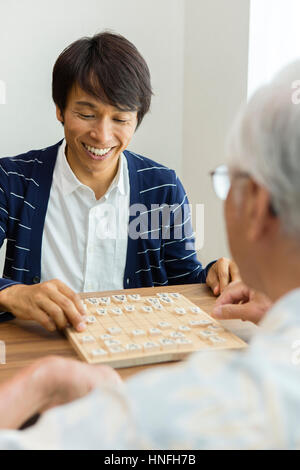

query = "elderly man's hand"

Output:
[[206, 257, 241, 296], [0, 356, 122, 429], [211, 280, 272, 324], [37, 356, 122, 412]]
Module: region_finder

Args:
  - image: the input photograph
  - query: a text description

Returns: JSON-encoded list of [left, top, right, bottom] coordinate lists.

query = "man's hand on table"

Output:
[[0, 356, 122, 429], [206, 257, 241, 296], [0, 279, 87, 332], [211, 280, 272, 324], [37, 356, 122, 412]]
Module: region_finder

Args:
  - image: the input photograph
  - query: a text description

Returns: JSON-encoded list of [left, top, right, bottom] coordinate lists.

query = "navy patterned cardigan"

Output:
[[0, 140, 214, 321]]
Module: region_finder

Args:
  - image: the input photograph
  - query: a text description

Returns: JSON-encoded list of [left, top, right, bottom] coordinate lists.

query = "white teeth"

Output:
[[84, 143, 111, 156]]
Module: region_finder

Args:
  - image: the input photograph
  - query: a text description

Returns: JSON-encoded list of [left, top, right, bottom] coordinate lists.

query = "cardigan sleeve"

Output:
[[162, 176, 216, 285], [0, 169, 20, 322]]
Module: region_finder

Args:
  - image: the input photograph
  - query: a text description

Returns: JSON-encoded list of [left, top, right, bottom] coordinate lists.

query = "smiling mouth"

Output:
[[82, 142, 114, 158]]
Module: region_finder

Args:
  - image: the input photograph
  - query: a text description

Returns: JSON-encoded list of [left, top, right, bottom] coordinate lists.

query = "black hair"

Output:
[[52, 31, 153, 127]]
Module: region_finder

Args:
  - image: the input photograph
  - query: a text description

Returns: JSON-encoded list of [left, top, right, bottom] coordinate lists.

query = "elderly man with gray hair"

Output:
[[212, 62, 300, 324], [0, 62, 300, 450]]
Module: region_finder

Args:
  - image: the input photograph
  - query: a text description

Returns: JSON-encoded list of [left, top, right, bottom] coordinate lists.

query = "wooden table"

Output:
[[0, 284, 258, 384]]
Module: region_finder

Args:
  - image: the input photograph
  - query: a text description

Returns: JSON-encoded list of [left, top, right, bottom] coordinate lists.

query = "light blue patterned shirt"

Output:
[[1, 289, 300, 449]]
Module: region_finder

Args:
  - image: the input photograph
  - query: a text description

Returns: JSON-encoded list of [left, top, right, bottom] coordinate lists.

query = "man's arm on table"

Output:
[[0, 165, 86, 331], [0, 280, 87, 332], [0, 356, 121, 430], [0, 341, 284, 449]]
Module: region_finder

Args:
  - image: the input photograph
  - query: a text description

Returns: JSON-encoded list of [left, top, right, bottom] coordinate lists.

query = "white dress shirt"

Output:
[[40, 140, 129, 292], [1, 288, 300, 449]]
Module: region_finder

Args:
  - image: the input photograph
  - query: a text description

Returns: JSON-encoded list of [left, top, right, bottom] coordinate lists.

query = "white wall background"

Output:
[[183, 0, 250, 265], [0, 0, 251, 271], [0, 0, 184, 174], [248, 0, 300, 98]]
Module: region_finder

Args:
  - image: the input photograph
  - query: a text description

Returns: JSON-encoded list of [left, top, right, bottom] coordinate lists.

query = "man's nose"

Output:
[[90, 118, 113, 143]]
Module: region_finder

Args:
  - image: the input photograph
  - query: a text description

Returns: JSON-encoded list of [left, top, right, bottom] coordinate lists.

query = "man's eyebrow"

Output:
[[75, 100, 134, 114], [75, 100, 97, 109]]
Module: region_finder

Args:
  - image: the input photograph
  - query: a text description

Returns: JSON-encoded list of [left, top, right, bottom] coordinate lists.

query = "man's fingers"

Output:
[[206, 267, 220, 296], [229, 262, 241, 282], [207, 258, 241, 295], [30, 308, 57, 332], [48, 290, 86, 331], [214, 281, 250, 307], [93, 365, 123, 386], [219, 266, 230, 293], [34, 293, 68, 329], [212, 303, 250, 321], [1, 280, 86, 333], [211, 258, 231, 294], [44, 280, 86, 331], [213, 284, 220, 296], [54, 279, 86, 316], [212, 302, 262, 323]]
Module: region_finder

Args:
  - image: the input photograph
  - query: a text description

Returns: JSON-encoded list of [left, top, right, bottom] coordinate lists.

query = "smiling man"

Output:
[[0, 32, 238, 332], [58, 85, 138, 200]]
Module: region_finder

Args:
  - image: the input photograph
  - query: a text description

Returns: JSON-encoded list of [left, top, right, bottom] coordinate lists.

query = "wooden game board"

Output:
[[65, 292, 247, 368]]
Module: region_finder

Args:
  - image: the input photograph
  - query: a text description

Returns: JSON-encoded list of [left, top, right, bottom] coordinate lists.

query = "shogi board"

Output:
[[65, 292, 247, 368]]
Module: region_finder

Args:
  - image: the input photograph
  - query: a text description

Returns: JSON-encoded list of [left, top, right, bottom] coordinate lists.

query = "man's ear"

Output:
[[56, 105, 64, 125], [247, 181, 276, 242]]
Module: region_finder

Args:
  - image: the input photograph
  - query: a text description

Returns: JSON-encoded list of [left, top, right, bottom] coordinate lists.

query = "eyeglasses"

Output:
[[210, 164, 278, 216], [209, 165, 249, 201], [210, 165, 230, 200]]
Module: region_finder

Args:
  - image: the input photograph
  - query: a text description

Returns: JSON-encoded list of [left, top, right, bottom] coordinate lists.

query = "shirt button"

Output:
[[32, 276, 40, 284], [126, 278, 130, 285]]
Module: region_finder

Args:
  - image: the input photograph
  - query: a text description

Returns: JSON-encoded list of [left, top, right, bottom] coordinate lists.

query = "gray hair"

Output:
[[226, 61, 300, 237]]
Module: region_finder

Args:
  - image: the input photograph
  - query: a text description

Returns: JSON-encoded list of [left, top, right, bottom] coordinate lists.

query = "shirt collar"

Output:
[[58, 139, 126, 198], [105, 150, 126, 198]]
